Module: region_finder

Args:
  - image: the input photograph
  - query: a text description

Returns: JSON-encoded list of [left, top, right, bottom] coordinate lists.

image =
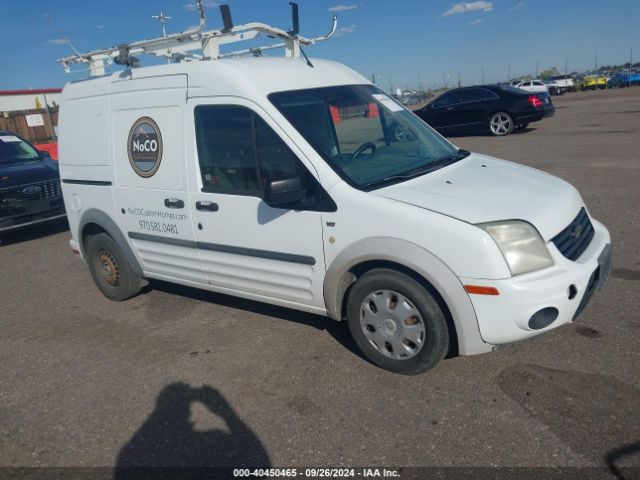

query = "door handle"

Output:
[[196, 200, 219, 212], [164, 198, 185, 209], [446, 106, 454, 111]]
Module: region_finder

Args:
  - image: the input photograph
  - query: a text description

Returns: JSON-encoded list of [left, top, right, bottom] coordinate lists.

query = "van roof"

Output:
[[61, 56, 368, 101]]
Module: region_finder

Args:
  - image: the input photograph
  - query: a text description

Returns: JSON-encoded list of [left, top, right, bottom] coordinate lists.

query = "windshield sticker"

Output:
[[372, 94, 404, 112], [127, 117, 163, 178], [0, 135, 21, 143]]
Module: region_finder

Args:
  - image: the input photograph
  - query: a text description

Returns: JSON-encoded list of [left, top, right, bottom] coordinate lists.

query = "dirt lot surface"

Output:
[[1, 88, 639, 476]]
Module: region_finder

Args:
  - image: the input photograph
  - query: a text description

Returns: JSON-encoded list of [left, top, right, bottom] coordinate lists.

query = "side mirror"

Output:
[[264, 175, 306, 207]]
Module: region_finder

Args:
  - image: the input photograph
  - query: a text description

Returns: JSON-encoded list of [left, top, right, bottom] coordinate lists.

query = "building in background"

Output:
[[0, 89, 61, 158], [0, 88, 61, 112]]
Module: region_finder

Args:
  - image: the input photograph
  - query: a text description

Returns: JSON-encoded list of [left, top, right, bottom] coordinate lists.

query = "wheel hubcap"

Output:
[[491, 114, 512, 134], [359, 290, 426, 360], [96, 250, 120, 287]]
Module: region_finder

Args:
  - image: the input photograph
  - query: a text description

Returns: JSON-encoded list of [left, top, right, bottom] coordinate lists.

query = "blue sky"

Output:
[[1, 0, 638, 91]]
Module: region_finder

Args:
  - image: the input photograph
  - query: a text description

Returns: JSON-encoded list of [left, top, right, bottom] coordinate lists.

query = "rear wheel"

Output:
[[86, 233, 142, 301], [346, 269, 450, 375], [489, 112, 514, 136]]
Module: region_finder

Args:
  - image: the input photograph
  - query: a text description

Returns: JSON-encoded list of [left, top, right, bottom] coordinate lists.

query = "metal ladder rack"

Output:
[[58, 1, 338, 77]]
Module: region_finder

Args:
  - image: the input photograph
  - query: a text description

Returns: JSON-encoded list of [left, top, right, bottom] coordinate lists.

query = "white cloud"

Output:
[[47, 38, 67, 45], [509, 2, 525, 10], [335, 24, 357, 37], [329, 4, 359, 12], [440, 1, 493, 17], [183, 0, 217, 11], [97, 25, 105, 30], [468, 18, 484, 26]]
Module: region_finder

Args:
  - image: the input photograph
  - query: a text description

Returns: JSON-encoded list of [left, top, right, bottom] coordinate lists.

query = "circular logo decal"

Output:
[[127, 117, 163, 177]]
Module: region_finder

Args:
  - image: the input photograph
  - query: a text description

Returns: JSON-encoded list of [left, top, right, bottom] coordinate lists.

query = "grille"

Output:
[[0, 179, 62, 217], [551, 207, 594, 261]]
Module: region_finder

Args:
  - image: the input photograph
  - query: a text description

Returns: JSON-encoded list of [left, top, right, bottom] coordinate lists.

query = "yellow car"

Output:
[[579, 75, 608, 90]]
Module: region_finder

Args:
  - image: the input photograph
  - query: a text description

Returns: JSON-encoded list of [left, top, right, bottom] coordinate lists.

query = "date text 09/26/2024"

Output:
[[233, 468, 400, 478]]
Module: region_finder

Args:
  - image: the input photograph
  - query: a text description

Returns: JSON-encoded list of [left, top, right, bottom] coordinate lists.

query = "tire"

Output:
[[489, 111, 514, 136], [86, 232, 142, 301], [346, 269, 450, 375]]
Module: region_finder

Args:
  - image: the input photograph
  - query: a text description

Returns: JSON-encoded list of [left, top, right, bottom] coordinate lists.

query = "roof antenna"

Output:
[[289, 2, 300, 35], [44, 14, 82, 57], [152, 11, 172, 38], [219, 5, 234, 32]]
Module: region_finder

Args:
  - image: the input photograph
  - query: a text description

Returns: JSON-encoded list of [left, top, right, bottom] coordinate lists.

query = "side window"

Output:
[[460, 88, 485, 103], [484, 89, 499, 100], [254, 117, 308, 186], [431, 91, 460, 108], [195, 106, 259, 194], [194, 105, 323, 209]]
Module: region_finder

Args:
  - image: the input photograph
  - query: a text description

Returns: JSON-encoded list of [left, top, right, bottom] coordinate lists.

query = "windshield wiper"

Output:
[[360, 149, 470, 190]]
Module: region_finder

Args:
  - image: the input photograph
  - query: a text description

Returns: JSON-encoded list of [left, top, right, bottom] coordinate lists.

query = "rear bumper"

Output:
[[517, 106, 555, 123], [459, 218, 611, 346]]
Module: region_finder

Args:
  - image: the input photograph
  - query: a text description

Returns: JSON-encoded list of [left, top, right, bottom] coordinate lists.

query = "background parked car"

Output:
[[543, 80, 562, 96], [414, 85, 554, 137], [607, 71, 640, 88], [576, 75, 608, 90], [514, 79, 549, 94], [545, 74, 575, 95], [0, 130, 65, 232]]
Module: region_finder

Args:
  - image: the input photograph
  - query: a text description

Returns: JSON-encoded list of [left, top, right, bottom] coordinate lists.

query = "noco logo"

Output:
[[127, 117, 163, 177]]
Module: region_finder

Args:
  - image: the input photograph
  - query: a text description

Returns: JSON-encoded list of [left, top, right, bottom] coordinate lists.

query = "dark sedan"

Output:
[[414, 85, 555, 136], [0, 130, 65, 232]]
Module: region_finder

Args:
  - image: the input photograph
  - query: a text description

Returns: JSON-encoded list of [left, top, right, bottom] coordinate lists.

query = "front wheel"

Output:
[[346, 269, 450, 375], [86, 233, 142, 301], [489, 112, 514, 136]]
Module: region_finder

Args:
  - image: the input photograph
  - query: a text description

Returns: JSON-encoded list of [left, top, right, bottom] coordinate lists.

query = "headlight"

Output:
[[478, 221, 553, 276]]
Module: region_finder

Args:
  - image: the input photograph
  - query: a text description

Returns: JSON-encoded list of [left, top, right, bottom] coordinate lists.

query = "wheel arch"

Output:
[[323, 237, 492, 356], [78, 208, 144, 277], [488, 108, 515, 121]]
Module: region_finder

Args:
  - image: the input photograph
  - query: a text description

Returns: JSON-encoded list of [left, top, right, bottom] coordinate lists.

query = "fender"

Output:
[[78, 208, 144, 277], [323, 237, 492, 356]]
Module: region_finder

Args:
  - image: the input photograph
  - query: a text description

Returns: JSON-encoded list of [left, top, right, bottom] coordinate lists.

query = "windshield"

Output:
[[0, 134, 40, 164], [269, 85, 466, 190]]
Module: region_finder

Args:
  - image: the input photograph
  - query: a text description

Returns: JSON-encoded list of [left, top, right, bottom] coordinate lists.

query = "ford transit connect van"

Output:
[[58, 5, 611, 374]]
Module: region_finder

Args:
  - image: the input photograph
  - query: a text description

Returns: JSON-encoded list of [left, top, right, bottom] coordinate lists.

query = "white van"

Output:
[[58, 5, 611, 374]]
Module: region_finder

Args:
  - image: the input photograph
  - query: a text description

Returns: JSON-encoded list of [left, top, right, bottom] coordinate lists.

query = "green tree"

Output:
[[539, 67, 559, 79]]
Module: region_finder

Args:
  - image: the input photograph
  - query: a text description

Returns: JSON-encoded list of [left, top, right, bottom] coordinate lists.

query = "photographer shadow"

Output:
[[114, 383, 270, 479]]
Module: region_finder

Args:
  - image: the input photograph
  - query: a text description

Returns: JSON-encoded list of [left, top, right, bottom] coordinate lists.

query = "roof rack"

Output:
[[58, 1, 338, 77]]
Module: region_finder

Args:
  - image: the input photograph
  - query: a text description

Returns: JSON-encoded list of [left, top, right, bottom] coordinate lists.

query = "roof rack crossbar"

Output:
[[58, 1, 337, 77]]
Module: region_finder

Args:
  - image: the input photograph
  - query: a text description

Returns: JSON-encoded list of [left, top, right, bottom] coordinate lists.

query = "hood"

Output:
[[0, 156, 60, 189], [372, 153, 582, 240]]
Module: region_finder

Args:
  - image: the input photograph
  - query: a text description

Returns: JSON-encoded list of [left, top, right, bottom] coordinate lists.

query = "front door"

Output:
[[186, 98, 328, 310], [422, 90, 461, 130]]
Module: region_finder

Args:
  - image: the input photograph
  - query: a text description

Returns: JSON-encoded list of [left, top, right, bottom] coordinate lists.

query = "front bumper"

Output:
[[0, 207, 66, 232], [460, 218, 611, 346]]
